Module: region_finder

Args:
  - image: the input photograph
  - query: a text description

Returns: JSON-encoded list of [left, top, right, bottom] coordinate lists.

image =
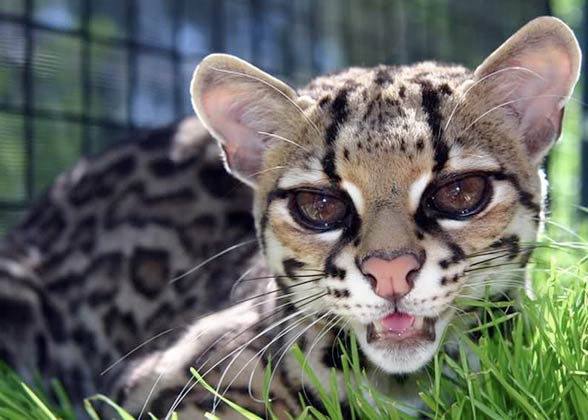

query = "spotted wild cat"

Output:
[[0, 16, 581, 418]]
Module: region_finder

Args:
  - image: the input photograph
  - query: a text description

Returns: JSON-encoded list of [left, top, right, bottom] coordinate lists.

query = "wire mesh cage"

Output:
[[0, 0, 583, 234]]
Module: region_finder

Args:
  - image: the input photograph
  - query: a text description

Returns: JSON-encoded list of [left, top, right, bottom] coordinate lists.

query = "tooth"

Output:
[[413, 316, 424, 329]]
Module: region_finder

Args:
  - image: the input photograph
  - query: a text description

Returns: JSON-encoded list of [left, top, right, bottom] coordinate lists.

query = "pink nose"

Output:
[[362, 254, 420, 300]]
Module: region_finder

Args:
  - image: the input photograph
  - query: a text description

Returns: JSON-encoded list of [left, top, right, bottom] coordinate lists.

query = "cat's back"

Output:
[[0, 117, 260, 400]]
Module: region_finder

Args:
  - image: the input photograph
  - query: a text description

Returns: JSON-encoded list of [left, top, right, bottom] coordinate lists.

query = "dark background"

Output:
[[0, 0, 585, 234]]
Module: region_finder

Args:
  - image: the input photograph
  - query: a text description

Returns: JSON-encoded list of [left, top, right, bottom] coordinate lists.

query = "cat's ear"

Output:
[[473, 16, 581, 164], [191, 54, 311, 187]]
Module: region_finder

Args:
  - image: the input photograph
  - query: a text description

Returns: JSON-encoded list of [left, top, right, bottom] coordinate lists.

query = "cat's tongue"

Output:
[[381, 312, 415, 333]]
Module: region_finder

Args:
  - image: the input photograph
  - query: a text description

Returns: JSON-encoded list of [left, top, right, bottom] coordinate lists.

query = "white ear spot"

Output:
[[341, 181, 365, 215], [408, 173, 432, 212]]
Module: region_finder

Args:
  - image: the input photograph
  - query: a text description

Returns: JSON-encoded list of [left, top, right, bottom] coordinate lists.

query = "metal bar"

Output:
[[341, 0, 351, 65], [211, 0, 225, 53], [309, 0, 319, 73], [0, 200, 32, 210], [126, 0, 137, 130], [250, 0, 261, 64], [81, 0, 92, 154], [172, 0, 183, 118], [281, 0, 294, 80], [23, 0, 34, 200]]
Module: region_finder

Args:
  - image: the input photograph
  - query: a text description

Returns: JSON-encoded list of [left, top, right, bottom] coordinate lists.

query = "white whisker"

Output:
[[195, 289, 323, 371], [217, 311, 319, 406], [101, 328, 175, 376], [247, 165, 288, 177], [444, 66, 544, 133], [165, 294, 323, 417], [229, 266, 256, 301], [258, 131, 310, 153], [265, 311, 332, 399], [460, 94, 572, 136], [169, 239, 257, 284]]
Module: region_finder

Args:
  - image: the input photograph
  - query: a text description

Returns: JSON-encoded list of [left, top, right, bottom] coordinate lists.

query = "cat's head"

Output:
[[190, 17, 580, 374]]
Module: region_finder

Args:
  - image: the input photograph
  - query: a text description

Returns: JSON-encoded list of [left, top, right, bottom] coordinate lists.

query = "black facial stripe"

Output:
[[489, 171, 541, 214], [321, 150, 340, 183], [418, 80, 449, 173], [267, 188, 289, 202], [325, 88, 350, 145], [439, 240, 466, 269], [419, 81, 442, 138], [433, 140, 449, 173], [321, 87, 350, 182], [325, 259, 346, 279], [414, 205, 441, 233], [489, 234, 521, 261], [283, 258, 305, 279], [324, 208, 362, 280], [519, 249, 533, 268]]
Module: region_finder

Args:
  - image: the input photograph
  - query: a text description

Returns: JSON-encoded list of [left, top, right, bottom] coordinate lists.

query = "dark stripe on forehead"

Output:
[[321, 151, 340, 182], [321, 87, 350, 182], [433, 141, 449, 173], [419, 80, 442, 139], [419, 80, 449, 172], [325, 88, 350, 145]]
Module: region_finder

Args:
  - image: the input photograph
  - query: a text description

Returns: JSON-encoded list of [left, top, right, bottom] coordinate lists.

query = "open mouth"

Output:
[[366, 312, 436, 345]]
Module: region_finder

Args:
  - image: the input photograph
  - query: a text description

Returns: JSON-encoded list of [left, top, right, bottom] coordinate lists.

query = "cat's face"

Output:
[[191, 17, 580, 373]]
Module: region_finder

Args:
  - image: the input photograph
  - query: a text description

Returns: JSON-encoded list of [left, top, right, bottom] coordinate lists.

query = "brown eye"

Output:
[[290, 190, 349, 231], [428, 175, 491, 218]]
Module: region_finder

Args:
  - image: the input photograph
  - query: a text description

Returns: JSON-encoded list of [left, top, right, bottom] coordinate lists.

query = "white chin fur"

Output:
[[351, 316, 451, 374]]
